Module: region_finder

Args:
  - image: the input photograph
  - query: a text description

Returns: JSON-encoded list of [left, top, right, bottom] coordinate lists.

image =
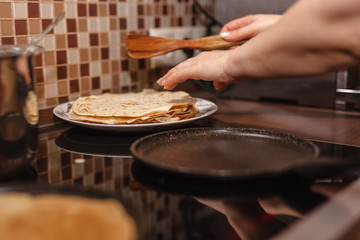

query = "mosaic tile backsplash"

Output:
[[0, 0, 213, 127]]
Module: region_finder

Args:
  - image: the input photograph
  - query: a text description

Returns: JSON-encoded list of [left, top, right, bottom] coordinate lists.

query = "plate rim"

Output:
[[53, 97, 218, 131]]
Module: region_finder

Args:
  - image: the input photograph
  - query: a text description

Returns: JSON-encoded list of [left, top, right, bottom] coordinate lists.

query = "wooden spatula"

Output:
[[126, 33, 247, 59]]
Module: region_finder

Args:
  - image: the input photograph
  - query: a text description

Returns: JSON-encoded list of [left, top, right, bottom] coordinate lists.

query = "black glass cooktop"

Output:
[[1, 118, 360, 240], [55, 124, 360, 199]]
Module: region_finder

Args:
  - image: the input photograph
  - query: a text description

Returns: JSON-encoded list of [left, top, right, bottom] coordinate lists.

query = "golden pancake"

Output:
[[0, 193, 137, 240]]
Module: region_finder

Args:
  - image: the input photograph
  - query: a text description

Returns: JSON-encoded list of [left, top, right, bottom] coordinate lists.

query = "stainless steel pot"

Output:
[[0, 45, 43, 180]]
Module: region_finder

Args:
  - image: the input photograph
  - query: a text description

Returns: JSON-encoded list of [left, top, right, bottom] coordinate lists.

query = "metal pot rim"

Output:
[[0, 44, 44, 58]]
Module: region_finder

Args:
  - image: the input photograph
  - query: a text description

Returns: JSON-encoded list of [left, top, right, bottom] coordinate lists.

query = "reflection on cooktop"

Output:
[[55, 126, 144, 158]]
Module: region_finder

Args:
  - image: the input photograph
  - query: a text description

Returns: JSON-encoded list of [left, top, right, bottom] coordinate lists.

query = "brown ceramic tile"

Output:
[[138, 5, 144, 15], [101, 47, 109, 60], [92, 77, 100, 89], [109, 4, 117, 16], [74, 177, 84, 186], [78, 19, 88, 32], [110, 60, 118, 73], [80, 63, 89, 76], [55, 35, 66, 49], [138, 18, 144, 29], [90, 33, 99, 46], [155, 18, 160, 27], [70, 79, 79, 93], [35, 54, 43, 67], [192, 17, 196, 26], [15, 20, 27, 35], [119, 18, 127, 29], [57, 66, 67, 80], [112, 74, 120, 88], [162, 5, 168, 15], [99, 4, 107, 17], [110, 18, 117, 31], [129, 58, 138, 71], [29, 19, 41, 35], [54, 3, 65, 18], [43, 51, 55, 66], [68, 64, 78, 78], [170, 17, 176, 27], [89, 4, 97, 17], [145, 4, 152, 16], [58, 96, 69, 104], [130, 71, 138, 82], [0, 3, 12, 18], [84, 159, 93, 175], [46, 97, 58, 107], [121, 59, 129, 71], [78, 3, 87, 17], [35, 157, 48, 173], [178, 17, 183, 26], [61, 152, 71, 166], [120, 45, 127, 57], [170, 5, 175, 15], [36, 84, 44, 100], [62, 166, 72, 181], [16, 37, 28, 45], [80, 49, 89, 62], [49, 169, 61, 184], [42, 20, 53, 34], [1, 21, 13, 36], [155, 4, 160, 15], [57, 80, 68, 95], [100, 33, 108, 46], [35, 69, 44, 83], [94, 172, 103, 184], [120, 32, 127, 43], [105, 168, 112, 181], [94, 159, 103, 171], [139, 59, 146, 70], [101, 61, 110, 74], [56, 50, 67, 65], [38, 173, 49, 183], [81, 77, 90, 91], [67, 34, 78, 48], [66, 19, 77, 33], [28, 3, 40, 18], [90, 48, 99, 61]]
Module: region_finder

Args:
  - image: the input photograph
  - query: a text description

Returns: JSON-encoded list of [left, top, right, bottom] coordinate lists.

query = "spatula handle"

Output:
[[184, 35, 247, 50]]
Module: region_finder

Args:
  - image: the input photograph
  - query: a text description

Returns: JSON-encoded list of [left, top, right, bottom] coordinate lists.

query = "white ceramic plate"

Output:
[[53, 98, 218, 132]]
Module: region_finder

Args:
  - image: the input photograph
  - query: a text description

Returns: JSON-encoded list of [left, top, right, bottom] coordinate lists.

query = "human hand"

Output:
[[220, 14, 281, 42], [157, 50, 246, 90]]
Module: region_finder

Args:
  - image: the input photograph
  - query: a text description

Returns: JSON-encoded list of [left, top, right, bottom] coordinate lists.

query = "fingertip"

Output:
[[220, 31, 231, 39]]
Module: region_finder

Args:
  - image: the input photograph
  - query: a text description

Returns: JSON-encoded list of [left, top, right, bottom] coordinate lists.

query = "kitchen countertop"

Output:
[[192, 92, 360, 146], [4, 92, 360, 240]]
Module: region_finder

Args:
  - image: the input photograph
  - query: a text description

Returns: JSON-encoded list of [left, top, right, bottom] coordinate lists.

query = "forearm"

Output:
[[225, 0, 360, 79]]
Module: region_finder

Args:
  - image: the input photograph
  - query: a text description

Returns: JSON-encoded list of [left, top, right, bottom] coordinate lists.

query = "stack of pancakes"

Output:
[[69, 89, 199, 124]]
